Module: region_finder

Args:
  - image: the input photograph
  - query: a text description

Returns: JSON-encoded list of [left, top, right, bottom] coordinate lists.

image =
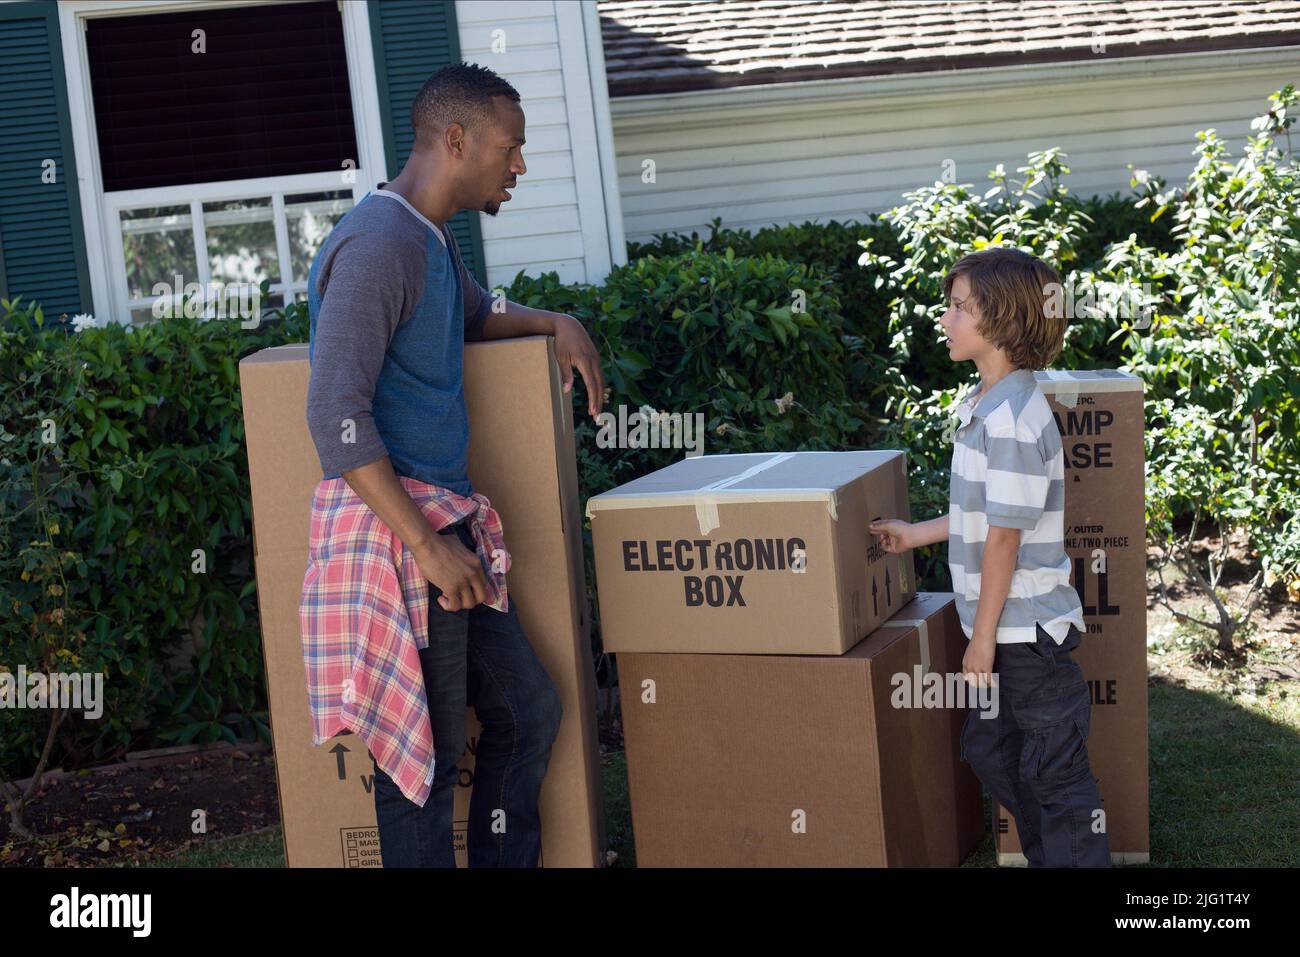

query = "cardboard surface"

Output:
[[993, 370, 1150, 865], [239, 336, 605, 867], [618, 593, 982, 866], [589, 451, 917, 654]]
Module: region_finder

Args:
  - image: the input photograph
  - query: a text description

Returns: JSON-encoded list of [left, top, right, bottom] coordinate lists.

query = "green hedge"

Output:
[[1, 295, 307, 781]]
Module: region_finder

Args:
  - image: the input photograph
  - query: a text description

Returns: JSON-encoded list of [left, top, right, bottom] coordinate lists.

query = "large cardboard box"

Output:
[[618, 593, 983, 866], [239, 336, 606, 867], [993, 369, 1149, 865], [588, 451, 916, 655]]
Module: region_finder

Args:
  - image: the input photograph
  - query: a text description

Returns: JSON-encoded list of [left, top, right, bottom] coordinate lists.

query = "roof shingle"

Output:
[[598, 1, 1300, 96]]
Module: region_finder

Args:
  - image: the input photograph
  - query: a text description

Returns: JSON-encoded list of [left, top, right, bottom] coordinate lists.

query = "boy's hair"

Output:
[[411, 62, 520, 149], [941, 248, 1066, 369]]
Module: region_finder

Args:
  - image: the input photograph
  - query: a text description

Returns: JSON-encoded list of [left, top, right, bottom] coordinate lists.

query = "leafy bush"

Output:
[[629, 216, 903, 351], [1, 289, 306, 822], [1105, 86, 1300, 648], [510, 246, 863, 498]]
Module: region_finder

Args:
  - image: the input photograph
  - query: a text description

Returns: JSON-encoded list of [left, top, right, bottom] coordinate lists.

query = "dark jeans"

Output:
[[960, 623, 1111, 868], [369, 520, 563, 867]]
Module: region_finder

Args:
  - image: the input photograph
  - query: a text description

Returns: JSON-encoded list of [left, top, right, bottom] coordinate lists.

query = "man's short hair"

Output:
[[941, 248, 1067, 369], [411, 62, 520, 148]]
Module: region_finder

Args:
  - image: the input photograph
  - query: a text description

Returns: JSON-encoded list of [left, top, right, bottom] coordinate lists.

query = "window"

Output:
[[116, 186, 353, 323], [86, 1, 358, 192], [81, 1, 365, 322]]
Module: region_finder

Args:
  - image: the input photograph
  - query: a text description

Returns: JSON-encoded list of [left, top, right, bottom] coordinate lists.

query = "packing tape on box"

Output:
[[702, 451, 796, 489], [691, 496, 721, 536], [693, 451, 794, 533], [586, 488, 839, 533], [878, 618, 930, 673], [1037, 369, 1080, 408], [584, 451, 842, 534]]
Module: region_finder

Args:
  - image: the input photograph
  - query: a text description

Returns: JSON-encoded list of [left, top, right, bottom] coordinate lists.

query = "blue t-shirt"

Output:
[[305, 184, 491, 496]]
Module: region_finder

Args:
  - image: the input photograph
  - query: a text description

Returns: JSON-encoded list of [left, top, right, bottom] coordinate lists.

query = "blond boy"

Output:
[[871, 248, 1110, 868]]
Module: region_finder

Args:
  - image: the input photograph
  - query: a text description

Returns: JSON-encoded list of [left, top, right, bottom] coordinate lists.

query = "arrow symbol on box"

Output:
[[886, 568, 892, 606], [330, 743, 349, 781], [872, 578, 878, 617]]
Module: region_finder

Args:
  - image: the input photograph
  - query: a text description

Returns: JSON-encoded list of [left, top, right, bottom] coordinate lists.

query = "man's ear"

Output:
[[444, 121, 466, 158]]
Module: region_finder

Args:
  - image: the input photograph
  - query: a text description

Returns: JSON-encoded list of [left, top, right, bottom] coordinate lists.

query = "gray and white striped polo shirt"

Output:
[[948, 368, 1086, 645]]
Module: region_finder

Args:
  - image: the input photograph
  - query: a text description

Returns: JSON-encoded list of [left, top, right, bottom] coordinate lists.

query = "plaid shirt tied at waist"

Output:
[[298, 475, 511, 807]]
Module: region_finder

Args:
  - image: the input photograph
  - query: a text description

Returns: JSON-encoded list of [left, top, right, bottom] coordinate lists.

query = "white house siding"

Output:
[[456, 0, 625, 289], [609, 46, 1300, 244]]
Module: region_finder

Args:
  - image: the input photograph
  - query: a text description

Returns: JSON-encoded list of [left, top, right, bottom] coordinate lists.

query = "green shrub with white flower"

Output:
[[1105, 85, 1300, 649], [1, 288, 306, 832]]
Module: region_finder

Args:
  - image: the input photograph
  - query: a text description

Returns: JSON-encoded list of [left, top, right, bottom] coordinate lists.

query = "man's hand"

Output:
[[476, 299, 607, 418], [551, 313, 605, 419], [962, 633, 997, 688], [412, 533, 490, 612]]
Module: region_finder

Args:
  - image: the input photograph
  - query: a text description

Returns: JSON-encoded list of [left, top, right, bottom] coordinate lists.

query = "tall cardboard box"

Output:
[[618, 593, 982, 866], [588, 451, 916, 655], [993, 370, 1149, 865], [239, 336, 605, 867]]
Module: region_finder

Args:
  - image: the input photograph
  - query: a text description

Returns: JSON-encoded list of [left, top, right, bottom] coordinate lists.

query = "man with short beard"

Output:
[[301, 62, 604, 867]]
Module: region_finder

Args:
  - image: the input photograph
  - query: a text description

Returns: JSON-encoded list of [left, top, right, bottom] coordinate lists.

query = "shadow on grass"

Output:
[[1145, 679, 1299, 867]]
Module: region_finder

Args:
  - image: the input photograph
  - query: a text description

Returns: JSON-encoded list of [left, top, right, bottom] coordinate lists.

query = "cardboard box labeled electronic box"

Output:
[[588, 451, 917, 655]]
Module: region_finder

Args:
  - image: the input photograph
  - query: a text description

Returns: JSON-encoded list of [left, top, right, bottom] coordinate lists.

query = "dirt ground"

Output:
[[0, 746, 281, 867], [1145, 536, 1300, 689], [1, 700, 628, 868]]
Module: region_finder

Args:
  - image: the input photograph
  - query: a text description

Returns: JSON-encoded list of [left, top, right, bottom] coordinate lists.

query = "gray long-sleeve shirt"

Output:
[[305, 184, 491, 495]]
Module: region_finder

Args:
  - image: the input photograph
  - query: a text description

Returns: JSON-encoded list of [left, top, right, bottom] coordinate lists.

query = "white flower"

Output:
[[774, 391, 795, 414], [70, 313, 101, 333]]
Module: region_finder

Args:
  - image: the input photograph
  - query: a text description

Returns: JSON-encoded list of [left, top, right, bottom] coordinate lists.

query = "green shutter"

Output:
[[0, 1, 92, 320], [368, 0, 487, 286]]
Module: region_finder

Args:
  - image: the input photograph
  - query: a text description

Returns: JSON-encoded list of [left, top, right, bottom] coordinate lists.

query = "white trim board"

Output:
[[608, 45, 1300, 127], [554, 0, 613, 283], [580, 0, 627, 272]]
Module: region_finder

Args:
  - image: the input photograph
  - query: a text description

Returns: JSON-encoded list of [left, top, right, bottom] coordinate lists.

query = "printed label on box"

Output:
[[340, 826, 382, 868]]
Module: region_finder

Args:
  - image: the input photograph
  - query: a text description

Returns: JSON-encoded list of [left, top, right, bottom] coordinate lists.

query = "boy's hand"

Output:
[[869, 518, 915, 553], [962, 634, 997, 688]]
